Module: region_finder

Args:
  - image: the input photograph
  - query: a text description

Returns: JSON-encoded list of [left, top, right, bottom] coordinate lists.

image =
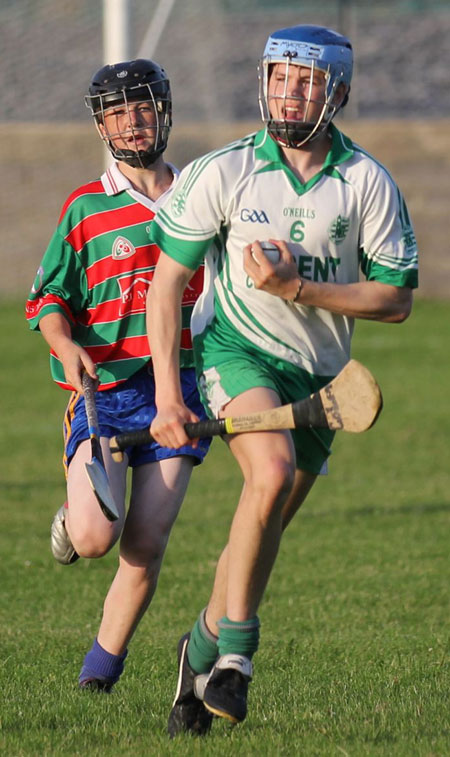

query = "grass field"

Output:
[[0, 299, 449, 756]]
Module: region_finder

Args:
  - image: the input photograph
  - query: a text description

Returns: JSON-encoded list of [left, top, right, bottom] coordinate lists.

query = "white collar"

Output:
[[101, 161, 179, 211]]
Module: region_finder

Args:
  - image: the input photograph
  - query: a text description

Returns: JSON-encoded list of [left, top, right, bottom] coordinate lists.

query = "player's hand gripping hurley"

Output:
[[82, 372, 119, 521], [110, 360, 383, 463]]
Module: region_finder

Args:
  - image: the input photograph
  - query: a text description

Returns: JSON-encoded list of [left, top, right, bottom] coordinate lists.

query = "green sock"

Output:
[[217, 615, 260, 659], [187, 608, 219, 674]]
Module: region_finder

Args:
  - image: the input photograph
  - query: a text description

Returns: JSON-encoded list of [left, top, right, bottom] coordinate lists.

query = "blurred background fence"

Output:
[[1, 0, 449, 297]]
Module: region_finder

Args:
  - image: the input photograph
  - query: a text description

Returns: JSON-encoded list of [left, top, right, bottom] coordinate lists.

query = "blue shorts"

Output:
[[63, 365, 211, 473]]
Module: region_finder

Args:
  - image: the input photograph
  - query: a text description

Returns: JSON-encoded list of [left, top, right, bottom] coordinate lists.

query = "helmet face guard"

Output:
[[85, 59, 172, 168], [258, 25, 353, 149]]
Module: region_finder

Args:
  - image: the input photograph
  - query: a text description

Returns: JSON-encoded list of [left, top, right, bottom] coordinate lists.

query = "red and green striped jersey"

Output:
[[26, 162, 203, 391]]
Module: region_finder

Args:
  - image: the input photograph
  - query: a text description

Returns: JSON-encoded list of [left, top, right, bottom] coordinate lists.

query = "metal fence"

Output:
[[1, 0, 449, 297], [1, 0, 450, 123]]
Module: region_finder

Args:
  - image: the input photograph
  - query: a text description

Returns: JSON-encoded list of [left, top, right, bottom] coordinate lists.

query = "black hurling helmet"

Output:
[[85, 59, 172, 168]]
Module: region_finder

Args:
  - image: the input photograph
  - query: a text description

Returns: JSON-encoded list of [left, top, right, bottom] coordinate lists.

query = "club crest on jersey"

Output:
[[328, 215, 350, 245], [171, 188, 187, 217], [112, 236, 135, 260], [402, 225, 417, 252]]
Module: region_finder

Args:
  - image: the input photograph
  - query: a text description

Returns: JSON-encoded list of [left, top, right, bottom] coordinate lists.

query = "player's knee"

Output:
[[75, 539, 112, 559], [261, 457, 294, 491], [121, 527, 169, 570], [71, 522, 118, 558], [248, 457, 295, 505]]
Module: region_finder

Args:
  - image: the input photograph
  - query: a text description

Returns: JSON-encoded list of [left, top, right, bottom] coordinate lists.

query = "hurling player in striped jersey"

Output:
[[145, 25, 418, 734], [25, 60, 211, 704]]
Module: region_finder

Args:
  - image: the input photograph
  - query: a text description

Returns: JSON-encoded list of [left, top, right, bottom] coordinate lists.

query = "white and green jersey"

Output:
[[150, 125, 418, 378]]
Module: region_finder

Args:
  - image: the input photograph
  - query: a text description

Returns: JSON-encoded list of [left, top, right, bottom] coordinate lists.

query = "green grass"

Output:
[[0, 299, 449, 756]]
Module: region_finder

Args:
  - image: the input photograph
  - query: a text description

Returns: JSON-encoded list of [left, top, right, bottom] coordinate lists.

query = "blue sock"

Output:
[[79, 638, 128, 685]]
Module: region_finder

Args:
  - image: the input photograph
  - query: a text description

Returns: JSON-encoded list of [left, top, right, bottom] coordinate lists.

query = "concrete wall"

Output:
[[3, 120, 449, 299]]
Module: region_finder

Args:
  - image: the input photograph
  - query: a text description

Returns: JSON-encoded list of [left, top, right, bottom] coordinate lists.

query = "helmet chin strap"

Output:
[[112, 145, 164, 168], [267, 86, 341, 148], [268, 119, 327, 148]]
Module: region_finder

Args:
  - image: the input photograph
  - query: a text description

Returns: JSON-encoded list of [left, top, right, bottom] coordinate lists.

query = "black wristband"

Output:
[[290, 278, 303, 303]]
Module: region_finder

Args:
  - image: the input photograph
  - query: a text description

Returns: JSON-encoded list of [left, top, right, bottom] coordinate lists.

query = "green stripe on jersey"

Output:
[[151, 222, 211, 269], [182, 133, 256, 197], [28, 175, 197, 389], [215, 250, 310, 363], [149, 124, 418, 378], [360, 257, 418, 287]]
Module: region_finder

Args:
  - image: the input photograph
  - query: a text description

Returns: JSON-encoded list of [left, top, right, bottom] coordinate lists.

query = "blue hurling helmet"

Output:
[[258, 25, 353, 148]]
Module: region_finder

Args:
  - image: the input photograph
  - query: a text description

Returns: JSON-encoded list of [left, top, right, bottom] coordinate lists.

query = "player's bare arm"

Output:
[[294, 278, 412, 323], [244, 240, 412, 323], [39, 312, 97, 392], [147, 253, 200, 448]]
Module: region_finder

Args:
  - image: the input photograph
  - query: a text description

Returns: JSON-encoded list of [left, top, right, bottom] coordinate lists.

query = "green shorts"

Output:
[[195, 344, 335, 475]]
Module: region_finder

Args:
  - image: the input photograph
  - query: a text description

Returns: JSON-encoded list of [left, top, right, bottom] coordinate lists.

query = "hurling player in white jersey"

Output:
[[146, 25, 418, 734]]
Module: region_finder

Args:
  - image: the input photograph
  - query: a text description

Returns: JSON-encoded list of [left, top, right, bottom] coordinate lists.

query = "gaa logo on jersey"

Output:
[[171, 188, 187, 217], [112, 236, 136, 260], [328, 215, 350, 245], [240, 208, 270, 223]]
